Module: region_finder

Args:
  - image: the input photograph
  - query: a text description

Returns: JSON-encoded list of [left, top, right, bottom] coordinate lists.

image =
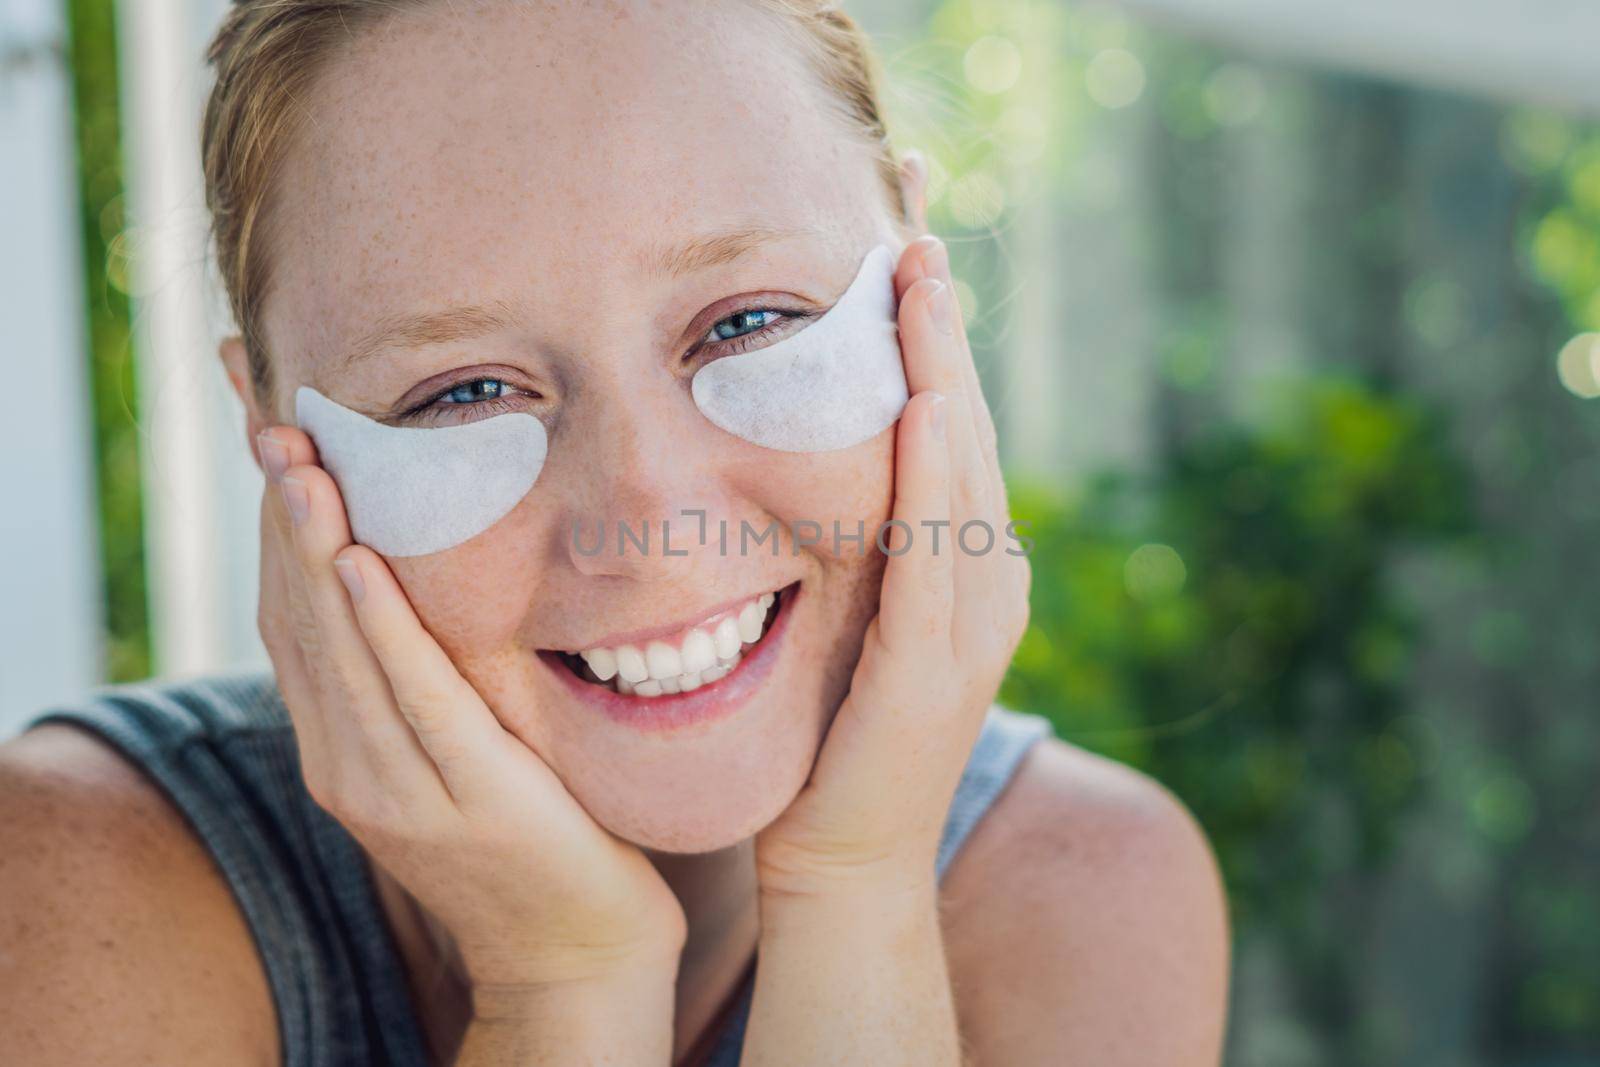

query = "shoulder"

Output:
[[940, 734, 1230, 1066], [0, 721, 278, 1066]]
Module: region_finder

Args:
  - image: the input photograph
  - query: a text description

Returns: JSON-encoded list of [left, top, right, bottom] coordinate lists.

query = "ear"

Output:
[[219, 335, 273, 464], [897, 148, 930, 234]]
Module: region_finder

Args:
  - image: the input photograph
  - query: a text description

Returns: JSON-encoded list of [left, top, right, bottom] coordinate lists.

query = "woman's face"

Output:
[[242, 0, 919, 852]]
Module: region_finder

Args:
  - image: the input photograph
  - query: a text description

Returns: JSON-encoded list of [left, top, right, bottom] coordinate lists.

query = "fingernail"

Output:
[[922, 239, 948, 281], [926, 280, 953, 335], [257, 433, 289, 484], [280, 476, 310, 526], [334, 557, 366, 604], [929, 392, 947, 440]]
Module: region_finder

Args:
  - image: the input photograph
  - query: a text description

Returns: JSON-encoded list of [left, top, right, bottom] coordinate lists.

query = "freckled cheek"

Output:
[[751, 431, 896, 560], [386, 518, 546, 659]]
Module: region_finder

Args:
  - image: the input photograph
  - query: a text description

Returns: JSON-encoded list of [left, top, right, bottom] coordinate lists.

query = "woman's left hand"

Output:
[[754, 234, 1031, 900]]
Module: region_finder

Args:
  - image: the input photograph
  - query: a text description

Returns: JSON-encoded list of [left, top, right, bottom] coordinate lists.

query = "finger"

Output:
[[260, 445, 410, 811], [255, 424, 320, 484], [279, 459, 446, 801], [896, 268, 994, 641], [258, 427, 340, 693], [903, 237, 1003, 499], [257, 428, 434, 817], [896, 268, 993, 524], [256, 480, 335, 786], [333, 544, 550, 806], [913, 246, 1027, 646], [802, 391, 955, 821], [898, 239, 1020, 648], [258, 423, 346, 694], [877, 390, 954, 657], [893, 235, 934, 305], [895, 255, 962, 402]]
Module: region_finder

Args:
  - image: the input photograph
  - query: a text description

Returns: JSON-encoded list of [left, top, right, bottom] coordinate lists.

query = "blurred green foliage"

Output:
[[1002, 375, 1474, 1042], [1515, 112, 1600, 329], [66, 0, 148, 681]]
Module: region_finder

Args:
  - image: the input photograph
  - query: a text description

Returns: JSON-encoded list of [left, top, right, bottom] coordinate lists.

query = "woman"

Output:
[[0, 1, 1229, 1063]]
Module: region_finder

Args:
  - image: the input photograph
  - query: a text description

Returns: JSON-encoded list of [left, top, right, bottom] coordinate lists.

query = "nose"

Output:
[[558, 378, 733, 580]]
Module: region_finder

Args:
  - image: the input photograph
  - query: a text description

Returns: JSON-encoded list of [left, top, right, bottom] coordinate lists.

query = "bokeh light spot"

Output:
[[1471, 772, 1537, 843], [1125, 543, 1187, 602], [1555, 333, 1600, 398], [1085, 48, 1145, 110], [964, 35, 1021, 95]]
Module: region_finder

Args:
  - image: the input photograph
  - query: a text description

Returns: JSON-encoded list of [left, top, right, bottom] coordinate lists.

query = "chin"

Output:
[[591, 725, 819, 852]]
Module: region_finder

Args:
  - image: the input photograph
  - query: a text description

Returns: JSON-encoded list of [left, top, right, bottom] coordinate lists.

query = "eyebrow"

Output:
[[339, 299, 521, 370], [645, 221, 820, 278], [338, 223, 817, 368]]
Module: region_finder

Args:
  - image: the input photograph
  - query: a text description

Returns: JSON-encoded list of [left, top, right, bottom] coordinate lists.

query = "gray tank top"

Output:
[[26, 671, 1053, 1066]]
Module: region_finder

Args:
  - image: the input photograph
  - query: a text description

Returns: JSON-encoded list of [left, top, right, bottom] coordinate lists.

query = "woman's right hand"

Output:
[[253, 424, 687, 998]]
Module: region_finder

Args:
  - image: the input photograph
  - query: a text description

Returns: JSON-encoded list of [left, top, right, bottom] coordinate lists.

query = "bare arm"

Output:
[[0, 723, 682, 1067], [943, 740, 1232, 1065], [0, 724, 278, 1067]]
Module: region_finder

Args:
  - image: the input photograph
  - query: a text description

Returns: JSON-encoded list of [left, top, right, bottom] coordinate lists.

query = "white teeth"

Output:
[[575, 592, 777, 698], [582, 647, 618, 682], [737, 601, 764, 643], [713, 616, 742, 661], [645, 640, 682, 680], [616, 645, 649, 684], [681, 629, 717, 674]]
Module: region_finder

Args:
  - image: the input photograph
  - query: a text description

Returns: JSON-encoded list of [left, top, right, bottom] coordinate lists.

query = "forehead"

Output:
[[265, 0, 885, 382]]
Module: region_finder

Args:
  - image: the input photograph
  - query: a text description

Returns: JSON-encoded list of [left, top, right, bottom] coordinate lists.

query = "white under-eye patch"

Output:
[[690, 242, 908, 452], [294, 386, 549, 558]]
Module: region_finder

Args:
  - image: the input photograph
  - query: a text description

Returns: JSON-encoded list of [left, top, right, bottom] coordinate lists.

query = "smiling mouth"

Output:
[[555, 585, 790, 698]]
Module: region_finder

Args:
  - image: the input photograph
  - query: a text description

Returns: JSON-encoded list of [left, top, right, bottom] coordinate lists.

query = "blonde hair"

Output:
[[201, 0, 910, 400]]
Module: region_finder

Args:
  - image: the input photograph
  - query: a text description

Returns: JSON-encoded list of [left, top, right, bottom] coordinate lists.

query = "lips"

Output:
[[541, 582, 798, 733], [560, 589, 780, 697]]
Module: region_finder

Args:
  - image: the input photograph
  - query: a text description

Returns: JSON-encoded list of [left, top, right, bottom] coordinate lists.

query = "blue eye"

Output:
[[709, 309, 782, 343], [440, 378, 513, 404], [394, 374, 536, 427]]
